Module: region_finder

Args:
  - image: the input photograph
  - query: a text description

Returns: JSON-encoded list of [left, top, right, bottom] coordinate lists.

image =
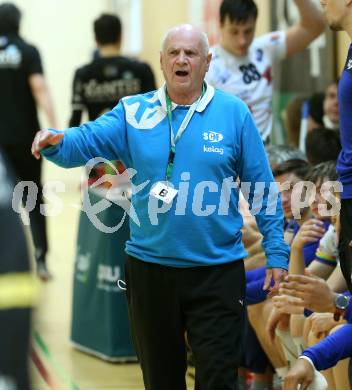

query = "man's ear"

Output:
[[160, 52, 163, 70], [205, 52, 212, 71]]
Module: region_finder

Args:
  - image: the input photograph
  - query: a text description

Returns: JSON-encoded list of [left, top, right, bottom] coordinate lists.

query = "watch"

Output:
[[333, 294, 350, 321]]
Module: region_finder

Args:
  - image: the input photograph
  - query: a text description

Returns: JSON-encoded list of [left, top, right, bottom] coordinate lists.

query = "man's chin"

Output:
[[231, 48, 248, 57], [173, 80, 190, 89]]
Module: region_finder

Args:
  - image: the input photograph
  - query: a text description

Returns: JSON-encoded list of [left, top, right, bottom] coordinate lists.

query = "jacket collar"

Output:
[[157, 81, 215, 112]]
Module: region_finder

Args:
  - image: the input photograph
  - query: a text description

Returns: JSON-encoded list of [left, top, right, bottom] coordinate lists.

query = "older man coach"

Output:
[[32, 25, 289, 390]]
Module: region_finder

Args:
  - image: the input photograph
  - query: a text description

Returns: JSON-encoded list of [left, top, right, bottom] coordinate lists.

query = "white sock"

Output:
[[292, 336, 305, 356], [275, 328, 298, 367], [275, 366, 289, 380]]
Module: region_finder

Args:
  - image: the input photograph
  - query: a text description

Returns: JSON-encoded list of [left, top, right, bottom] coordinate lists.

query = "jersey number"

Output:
[[239, 63, 261, 84]]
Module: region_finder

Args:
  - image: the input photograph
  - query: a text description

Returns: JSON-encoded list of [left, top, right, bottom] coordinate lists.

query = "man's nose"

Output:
[[238, 34, 247, 47], [176, 51, 187, 63]]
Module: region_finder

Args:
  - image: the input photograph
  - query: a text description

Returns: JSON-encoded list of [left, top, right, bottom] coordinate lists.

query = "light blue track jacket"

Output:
[[42, 83, 289, 269]]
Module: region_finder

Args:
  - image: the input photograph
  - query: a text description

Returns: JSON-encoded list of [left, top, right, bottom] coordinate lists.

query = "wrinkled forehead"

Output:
[[163, 29, 203, 52]]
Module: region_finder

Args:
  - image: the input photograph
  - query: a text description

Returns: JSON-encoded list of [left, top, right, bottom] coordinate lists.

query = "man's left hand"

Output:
[[263, 268, 288, 297]]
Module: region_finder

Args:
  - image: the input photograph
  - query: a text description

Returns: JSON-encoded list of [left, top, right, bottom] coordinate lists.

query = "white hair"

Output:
[[161, 24, 209, 56]]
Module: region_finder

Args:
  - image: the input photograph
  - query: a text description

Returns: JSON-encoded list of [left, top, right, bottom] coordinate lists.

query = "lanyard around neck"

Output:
[[164, 84, 205, 182]]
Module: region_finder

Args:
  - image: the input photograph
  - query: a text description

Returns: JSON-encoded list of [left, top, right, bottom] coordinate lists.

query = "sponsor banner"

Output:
[[71, 190, 136, 361]]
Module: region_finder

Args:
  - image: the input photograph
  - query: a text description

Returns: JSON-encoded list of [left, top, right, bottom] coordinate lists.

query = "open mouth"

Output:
[[175, 70, 189, 77]]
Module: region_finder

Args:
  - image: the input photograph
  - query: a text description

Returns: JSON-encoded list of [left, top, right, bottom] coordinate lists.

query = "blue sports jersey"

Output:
[[337, 44, 352, 199], [303, 324, 352, 371], [302, 291, 352, 369], [42, 83, 289, 268]]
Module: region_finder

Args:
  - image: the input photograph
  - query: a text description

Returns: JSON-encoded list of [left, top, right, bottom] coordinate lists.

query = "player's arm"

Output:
[[31, 102, 127, 168], [29, 74, 57, 128], [26, 46, 57, 128], [285, 0, 326, 58]]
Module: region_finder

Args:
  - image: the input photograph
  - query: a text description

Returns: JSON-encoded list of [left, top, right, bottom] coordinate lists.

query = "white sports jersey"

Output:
[[206, 31, 286, 142]]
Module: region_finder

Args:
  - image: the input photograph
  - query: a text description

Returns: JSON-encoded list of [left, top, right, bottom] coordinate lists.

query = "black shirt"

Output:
[[0, 34, 43, 146], [69, 55, 156, 126], [0, 149, 30, 273]]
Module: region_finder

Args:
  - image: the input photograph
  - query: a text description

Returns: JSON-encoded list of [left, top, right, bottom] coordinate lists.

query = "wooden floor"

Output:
[[30, 187, 195, 390]]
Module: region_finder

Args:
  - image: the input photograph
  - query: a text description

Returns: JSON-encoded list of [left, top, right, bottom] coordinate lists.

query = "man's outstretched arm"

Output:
[[31, 103, 128, 169]]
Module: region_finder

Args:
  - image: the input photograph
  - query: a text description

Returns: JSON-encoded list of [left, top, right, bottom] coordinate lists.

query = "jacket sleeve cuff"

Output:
[[40, 129, 62, 157], [301, 352, 318, 370], [41, 144, 60, 157], [266, 256, 288, 270], [299, 355, 316, 370]]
